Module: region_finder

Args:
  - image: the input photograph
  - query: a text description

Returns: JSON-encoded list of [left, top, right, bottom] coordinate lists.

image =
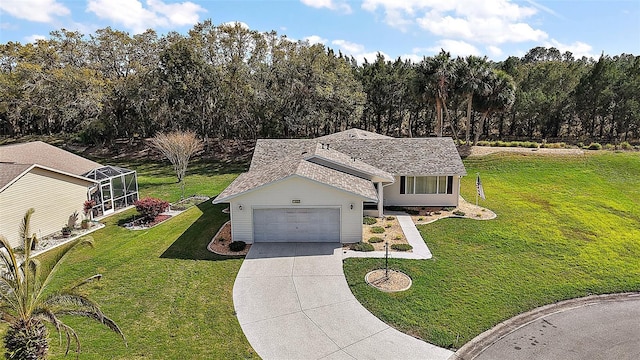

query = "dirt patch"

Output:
[[365, 269, 412, 292], [466, 146, 584, 157], [362, 216, 409, 251], [208, 221, 251, 256]]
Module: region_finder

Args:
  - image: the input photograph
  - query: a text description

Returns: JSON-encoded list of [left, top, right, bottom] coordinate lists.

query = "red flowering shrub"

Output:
[[84, 199, 96, 215], [134, 197, 169, 221]]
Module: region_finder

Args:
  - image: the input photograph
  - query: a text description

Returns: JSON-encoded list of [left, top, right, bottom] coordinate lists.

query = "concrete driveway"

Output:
[[233, 242, 453, 360]]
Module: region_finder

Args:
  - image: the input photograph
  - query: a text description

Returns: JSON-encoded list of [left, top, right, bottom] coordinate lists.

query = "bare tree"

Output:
[[150, 131, 203, 199]]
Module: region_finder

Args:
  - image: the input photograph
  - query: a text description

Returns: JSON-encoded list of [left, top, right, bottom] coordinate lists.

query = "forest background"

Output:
[[1, 21, 638, 149]]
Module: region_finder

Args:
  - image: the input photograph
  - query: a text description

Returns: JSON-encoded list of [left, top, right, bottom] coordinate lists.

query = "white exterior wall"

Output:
[[228, 176, 365, 243], [384, 175, 461, 207], [0, 168, 92, 248]]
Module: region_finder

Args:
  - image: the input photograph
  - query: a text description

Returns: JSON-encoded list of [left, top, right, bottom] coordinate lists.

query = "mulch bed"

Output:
[[365, 269, 412, 292], [122, 214, 171, 230], [208, 222, 251, 256]]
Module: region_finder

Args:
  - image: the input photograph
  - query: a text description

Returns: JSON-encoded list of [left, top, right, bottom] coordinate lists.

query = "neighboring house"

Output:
[[213, 129, 466, 244], [0, 141, 139, 247]]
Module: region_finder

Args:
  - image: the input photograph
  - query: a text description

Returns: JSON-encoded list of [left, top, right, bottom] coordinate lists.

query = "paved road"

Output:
[[474, 298, 640, 360], [233, 242, 453, 360]]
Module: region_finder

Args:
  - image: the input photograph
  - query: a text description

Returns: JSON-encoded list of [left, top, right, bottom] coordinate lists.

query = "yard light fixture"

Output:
[[238, 204, 243, 211], [350, 203, 354, 210]]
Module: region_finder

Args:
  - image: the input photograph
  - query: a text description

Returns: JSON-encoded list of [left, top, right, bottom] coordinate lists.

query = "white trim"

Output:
[[214, 174, 378, 204]]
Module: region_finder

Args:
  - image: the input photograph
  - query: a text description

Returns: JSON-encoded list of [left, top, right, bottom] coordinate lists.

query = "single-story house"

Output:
[[0, 141, 139, 247], [213, 129, 466, 244]]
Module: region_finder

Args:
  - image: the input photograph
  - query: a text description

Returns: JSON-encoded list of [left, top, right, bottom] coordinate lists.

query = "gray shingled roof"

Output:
[[316, 128, 392, 140], [0, 141, 102, 175], [0, 163, 31, 190], [214, 157, 378, 203], [250, 137, 466, 176], [308, 143, 394, 182], [215, 129, 466, 203]]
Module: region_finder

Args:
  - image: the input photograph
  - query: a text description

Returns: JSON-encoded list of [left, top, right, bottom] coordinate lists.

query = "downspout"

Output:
[[381, 181, 395, 217]]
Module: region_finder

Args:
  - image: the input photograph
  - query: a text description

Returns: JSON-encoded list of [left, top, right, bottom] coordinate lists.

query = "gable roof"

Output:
[[214, 129, 466, 203], [250, 137, 466, 176], [214, 157, 378, 203], [0, 141, 102, 176]]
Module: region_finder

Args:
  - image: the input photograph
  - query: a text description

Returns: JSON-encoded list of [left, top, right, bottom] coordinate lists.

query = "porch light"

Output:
[[238, 204, 244, 211], [350, 203, 354, 210]]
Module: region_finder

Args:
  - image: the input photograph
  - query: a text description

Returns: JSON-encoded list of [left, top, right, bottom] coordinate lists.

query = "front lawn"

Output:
[[344, 152, 640, 349], [1, 161, 256, 359]]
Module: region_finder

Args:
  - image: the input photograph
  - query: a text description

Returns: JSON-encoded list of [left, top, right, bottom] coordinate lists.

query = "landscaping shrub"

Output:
[[405, 209, 420, 215], [386, 216, 395, 220], [363, 216, 377, 225], [350, 242, 374, 252], [604, 143, 615, 150], [368, 237, 383, 243], [134, 197, 169, 220], [442, 207, 455, 212], [370, 226, 385, 234], [587, 142, 602, 150], [620, 141, 633, 150], [453, 210, 466, 216], [229, 241, 246, 252], [385, 224, 392, 228], [391, 244, 413, 251]]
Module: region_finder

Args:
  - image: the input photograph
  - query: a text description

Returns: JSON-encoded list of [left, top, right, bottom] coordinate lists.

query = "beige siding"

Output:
[[229, 176, 364, 243], [0, 168, 92, 248], [384, 176, 461, 207]]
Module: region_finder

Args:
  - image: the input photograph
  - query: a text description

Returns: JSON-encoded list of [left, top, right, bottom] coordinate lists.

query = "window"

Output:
[[402, 176, 452, 194]]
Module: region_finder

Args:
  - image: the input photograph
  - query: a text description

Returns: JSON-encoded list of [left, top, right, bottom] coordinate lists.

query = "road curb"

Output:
[[449, 292, 640, 360]]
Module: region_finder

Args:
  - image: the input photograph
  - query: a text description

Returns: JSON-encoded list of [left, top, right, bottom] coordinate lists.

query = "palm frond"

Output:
[[37, 237, 94, 293], [56, 310, 127, 346], [70, 274, 102, 291]]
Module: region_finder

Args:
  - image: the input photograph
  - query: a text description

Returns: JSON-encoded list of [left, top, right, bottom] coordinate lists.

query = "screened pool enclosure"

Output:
[[83, 166, 139, 217]]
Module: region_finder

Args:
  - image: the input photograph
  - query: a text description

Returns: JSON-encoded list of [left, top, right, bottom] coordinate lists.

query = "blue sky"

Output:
[[1, 0, 638, 62]]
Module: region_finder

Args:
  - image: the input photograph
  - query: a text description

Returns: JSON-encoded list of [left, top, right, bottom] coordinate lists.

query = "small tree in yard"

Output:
[[150, 131, 203, 199], [0, 209, 125, 359]]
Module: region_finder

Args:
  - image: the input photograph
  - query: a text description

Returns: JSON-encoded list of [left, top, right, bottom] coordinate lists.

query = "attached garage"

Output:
[[253, 208, 340, 242]]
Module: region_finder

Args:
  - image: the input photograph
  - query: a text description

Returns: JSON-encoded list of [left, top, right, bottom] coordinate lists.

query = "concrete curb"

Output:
[[449, 292, 640, 360]]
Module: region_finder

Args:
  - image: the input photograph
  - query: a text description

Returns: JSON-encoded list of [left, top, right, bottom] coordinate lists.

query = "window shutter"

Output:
[[400, 176, 405, 194], [447, 176, 453, 194]]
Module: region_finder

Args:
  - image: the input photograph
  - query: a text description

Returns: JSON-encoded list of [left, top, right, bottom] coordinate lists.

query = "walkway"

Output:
[[234, 242, 453, 360]]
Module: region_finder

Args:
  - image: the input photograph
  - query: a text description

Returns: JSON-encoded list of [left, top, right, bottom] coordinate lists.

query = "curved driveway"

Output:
[[233, 242, 453, 360], [472, 297, 640, 360]]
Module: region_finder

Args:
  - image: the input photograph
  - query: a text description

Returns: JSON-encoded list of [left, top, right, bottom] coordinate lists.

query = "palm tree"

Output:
[[0, 208, 125, 359], [472, 70, 517, 145], [415, 50, 456, 137], [457, 55, 491, 145]]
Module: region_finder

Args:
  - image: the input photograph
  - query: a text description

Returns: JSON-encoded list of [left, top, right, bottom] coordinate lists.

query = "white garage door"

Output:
[[253, 208, 340, 242]]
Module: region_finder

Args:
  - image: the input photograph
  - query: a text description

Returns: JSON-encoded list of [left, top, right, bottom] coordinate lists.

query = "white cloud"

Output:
[[25, 34, 47, 43], [300, 0, 351, 13], [0, 0, 69, 23], [221, 21, 249, 29], [425, 39, 481, 57], [330, 39, 388, 64], [304, 35, 328, 45], [362, 0, 547, 46], [87, 0, 206, 33], [332, 39, 365, 54], [399, 53, 423, 63], [487, 45, 503, 57], [544, 39, 596, 59]]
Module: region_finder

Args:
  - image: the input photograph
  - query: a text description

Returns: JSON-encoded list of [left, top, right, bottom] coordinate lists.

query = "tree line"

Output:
[[1, 21, 638, 145]]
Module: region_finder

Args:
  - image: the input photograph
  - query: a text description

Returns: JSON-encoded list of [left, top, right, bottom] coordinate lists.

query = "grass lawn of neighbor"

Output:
[[1, 160, 258, 359], [344, 152, 640, 349]]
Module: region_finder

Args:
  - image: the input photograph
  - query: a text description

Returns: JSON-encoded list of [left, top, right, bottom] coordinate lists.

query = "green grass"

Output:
[[1, 160, 256, 359], [344, 152, 640, 349]]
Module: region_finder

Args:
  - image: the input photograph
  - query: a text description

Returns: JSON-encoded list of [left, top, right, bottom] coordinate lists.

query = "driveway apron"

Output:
[[233, 242, 453, 360]]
